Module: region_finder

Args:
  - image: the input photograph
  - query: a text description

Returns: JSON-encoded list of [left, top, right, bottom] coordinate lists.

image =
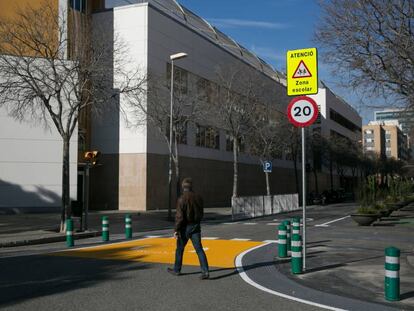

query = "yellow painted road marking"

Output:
[[52, 238, 264, 268]]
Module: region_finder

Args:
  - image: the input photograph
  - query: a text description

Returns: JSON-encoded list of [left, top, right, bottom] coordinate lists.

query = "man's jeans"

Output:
[[174, 224, 209, 274]]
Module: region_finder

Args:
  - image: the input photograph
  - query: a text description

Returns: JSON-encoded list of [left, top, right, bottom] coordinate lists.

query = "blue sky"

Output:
[[106, 0, 376, 123]]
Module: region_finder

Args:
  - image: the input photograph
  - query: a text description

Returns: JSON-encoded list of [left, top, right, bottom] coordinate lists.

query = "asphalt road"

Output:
[[1, 203, 413, 311]]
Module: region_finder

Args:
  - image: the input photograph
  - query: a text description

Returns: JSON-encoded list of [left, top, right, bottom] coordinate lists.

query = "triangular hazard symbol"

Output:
[[292, 60, 312, 78]]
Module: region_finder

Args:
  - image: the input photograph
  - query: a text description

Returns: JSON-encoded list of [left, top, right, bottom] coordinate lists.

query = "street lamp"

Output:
[[168, 52, 188, 220]]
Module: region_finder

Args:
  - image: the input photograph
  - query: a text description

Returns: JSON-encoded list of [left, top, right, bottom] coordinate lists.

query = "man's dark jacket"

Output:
[[175, 190, 204, 232]]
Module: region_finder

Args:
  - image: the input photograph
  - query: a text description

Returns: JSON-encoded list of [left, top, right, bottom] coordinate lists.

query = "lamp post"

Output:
[[168, 52, 187, 220]]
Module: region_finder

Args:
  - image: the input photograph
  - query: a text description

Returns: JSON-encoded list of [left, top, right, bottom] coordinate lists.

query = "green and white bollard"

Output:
[[102, 216, 109, 242], [283, 220, 291, 255], [125, 214, 132, 239], [385, 247, 400, 301], [66, 218, 74, 247], [292, 217, 301, 236], [291, 233, 303, 274], [278, 224, 287, 258]]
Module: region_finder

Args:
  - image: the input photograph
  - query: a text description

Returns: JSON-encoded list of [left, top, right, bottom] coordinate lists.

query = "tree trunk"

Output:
[[329, 154, 334, 191], [232, 138, 238, 198], [293, 156, 299, 194], [173, 135, 180, 201], [60, 137, 71, 233], [313, 168, 319, 194], [265, 171, 270, 196]]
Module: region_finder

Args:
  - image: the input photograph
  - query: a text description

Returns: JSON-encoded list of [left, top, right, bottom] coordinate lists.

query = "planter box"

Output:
[[351, 214, 379, 226]]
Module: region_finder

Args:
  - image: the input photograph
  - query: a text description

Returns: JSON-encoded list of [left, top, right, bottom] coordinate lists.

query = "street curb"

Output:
[[0, 231, 102, 248]]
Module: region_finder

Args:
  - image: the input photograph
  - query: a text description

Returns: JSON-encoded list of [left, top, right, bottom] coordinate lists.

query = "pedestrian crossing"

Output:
[[52, 236, 265, 268], [141, 235, 277, 243], [223, 222, 280, 226]]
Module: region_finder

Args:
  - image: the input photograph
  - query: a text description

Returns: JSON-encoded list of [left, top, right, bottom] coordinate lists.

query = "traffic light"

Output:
[[84, 151, 100, 166]]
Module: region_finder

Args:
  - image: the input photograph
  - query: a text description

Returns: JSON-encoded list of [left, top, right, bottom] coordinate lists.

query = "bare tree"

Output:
[[246, 108, 288, 195], [284, 125, 302, 194], [315, 0, 414, 107], [213, 66, 262, 198], [124, 69, 205, 218], [0, 1, 143, 231]]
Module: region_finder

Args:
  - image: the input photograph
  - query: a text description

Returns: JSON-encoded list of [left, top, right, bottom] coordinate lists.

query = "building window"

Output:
[[70, 0, 87, 12], [364, 129, 373, 135], [196, 125, 219, 149], [196, 77, 218, 104], [330, 108, 361, 132], [226, 133, 245, 153], [166, 63, 188, 95], [166, 119, 187, 145], [365, 138, 374, 143]]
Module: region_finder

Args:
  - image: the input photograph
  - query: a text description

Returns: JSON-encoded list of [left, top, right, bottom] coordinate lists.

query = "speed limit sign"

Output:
[[287, 96, 318, 127], [286, 95, 319, 271]]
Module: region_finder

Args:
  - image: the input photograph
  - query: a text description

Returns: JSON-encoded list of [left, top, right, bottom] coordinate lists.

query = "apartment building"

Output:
[[363, 121, 409, 161]]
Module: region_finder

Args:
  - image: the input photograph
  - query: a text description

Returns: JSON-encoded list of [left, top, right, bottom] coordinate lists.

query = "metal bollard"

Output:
[[66, 218, 74, 247], [291, 233, 303, 274], [385, 247, 400, 301], [283, 220, 291, 254], [292, 217, 301, 236], [102, 216, 109, 242], [278, 224, 287, 258], [125, 214, 132, 239]]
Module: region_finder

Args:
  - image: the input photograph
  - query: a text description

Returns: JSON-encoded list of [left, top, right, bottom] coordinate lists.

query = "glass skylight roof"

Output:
[[107, 0, 282, 80]]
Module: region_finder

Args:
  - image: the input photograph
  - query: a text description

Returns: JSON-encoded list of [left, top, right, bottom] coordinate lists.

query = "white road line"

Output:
[[189, 247, 209, 253], [315, 216, 350, 227], [223, 222, 238, 225], [235, 243, 347, 311], [202, 237, 219, 240], [243, 223, 257, 225], [231, 238, 251, 241], [266, 223, 280, 225], [262, 240, 278, 243], [144, 235, 163, 238], [47, 237, 152, 254]]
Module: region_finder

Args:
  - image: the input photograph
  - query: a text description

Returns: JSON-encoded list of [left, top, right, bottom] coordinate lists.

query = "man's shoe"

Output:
[[200, 273, 209, 280], [167, 267, 181, 276]]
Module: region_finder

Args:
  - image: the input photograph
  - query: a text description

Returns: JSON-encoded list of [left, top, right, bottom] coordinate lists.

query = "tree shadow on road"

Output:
[[0, 255, 150, 308]]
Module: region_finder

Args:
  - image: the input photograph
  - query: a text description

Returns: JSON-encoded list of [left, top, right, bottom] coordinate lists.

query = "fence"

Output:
[[231, 194, 299, 220]]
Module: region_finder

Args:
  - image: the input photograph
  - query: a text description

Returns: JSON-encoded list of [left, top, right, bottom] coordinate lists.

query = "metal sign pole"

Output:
[[302, 126, 306, 271]]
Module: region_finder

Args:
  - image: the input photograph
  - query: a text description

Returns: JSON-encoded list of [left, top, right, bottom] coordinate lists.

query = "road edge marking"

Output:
[[315, 216, 350, 227], [235, 243, 347, 311]]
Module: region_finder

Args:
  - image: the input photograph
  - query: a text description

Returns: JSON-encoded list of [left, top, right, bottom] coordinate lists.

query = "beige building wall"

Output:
[[363, 123, 408, 160], [383, 126, 398, 159], [363, 124, 384, 157]]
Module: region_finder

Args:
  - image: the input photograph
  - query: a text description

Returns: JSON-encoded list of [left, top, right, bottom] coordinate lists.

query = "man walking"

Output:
[[167, 178, 209, 279]]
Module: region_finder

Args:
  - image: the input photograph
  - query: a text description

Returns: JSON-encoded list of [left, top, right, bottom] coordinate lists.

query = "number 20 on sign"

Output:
[[287, 96, 319, 127]]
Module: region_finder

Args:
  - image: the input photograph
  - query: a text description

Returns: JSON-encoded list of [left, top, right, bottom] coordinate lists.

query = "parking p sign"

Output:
[[263, 161, 272, 173]]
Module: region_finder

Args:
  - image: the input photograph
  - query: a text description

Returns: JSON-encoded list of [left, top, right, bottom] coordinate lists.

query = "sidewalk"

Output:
[[275, 203, 414, 309], [0, 207, 232, 248]]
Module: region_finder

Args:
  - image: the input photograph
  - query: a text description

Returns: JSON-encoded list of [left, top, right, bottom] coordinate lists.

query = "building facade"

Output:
[[88, 0, 364, 211], [375, 108, 414, 159], [363, 121, 409, 161], [90, 1, 296, 211], [0, 0, 106, 210]]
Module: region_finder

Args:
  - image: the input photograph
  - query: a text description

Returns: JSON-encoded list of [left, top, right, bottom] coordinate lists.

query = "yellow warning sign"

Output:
[[286, 48, 318, 96]]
